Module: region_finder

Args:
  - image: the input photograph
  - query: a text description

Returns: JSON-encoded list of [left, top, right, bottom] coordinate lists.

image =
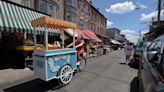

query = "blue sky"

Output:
[[92, 0, 159, 43]]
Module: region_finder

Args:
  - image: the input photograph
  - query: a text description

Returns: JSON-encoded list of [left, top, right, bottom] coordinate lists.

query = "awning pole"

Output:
[[24, 32, 27, 39], [0, 31, 1, 39], [45, 25, 48, 50], [62, 29, 65, 49], [33, 28, 37, 45], [73, 29, 75, 48]]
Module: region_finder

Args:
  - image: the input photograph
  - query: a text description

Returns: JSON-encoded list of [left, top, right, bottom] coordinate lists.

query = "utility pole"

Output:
[[157, 0, 161, 27]]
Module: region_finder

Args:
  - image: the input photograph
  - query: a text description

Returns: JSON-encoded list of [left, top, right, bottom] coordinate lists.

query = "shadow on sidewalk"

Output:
[[130, 76, 139, 92], [3, 79, 63, 92]]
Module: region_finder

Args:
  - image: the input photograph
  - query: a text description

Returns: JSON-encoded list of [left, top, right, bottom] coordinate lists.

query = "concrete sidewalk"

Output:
[[0, 68, 34, 90]]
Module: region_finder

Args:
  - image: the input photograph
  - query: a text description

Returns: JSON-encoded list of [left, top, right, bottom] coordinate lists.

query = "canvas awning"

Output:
[[110, 39, 121, 45], [0, 0, 59, 35], [31, 16, 77, 29], [75, 29, 90, 39], [83, 30, 101, 42], [64, 29, 90, 39]]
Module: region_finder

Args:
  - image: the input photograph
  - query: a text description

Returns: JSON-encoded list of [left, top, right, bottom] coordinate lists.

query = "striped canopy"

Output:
[[0, 0, 59, 35]]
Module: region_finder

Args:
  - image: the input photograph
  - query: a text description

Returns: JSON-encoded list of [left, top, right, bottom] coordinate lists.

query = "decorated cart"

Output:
[[31, 16, 84, 85]]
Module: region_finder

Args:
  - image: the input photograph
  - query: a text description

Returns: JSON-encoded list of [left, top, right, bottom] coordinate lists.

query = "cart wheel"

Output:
[[58, 65, 73, 85], [78, 56, 86, 72]]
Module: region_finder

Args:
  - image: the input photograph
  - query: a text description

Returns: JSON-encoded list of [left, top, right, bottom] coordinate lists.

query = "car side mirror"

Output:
[[135, 50, 142, 56]]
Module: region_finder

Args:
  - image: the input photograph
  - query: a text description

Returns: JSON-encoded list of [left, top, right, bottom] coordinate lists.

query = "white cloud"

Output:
[[140, 9, 164, 22], [105, 1, 136, 14], [141, 30, 149, 35], [121, 29, 136, 34], [120, 29, 139, 44], [107, 20, 113, 28], [122, 30, 149, 43], [126, 34, 139, 44], [136, 2, 147, 9]]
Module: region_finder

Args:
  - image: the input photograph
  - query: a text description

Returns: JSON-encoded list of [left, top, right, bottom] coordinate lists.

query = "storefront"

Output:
[[0, 0, 59, 69]]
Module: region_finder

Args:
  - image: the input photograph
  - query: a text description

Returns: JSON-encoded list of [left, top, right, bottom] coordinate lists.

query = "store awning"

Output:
[[75, 29, 90, 39], [0, 0, 59, 35], [64, 29, 78, 37], [31, 16, 77, 29], [83, 30, 101, 42], [64, 29, 90, 39], [110, 39, 122, 45]]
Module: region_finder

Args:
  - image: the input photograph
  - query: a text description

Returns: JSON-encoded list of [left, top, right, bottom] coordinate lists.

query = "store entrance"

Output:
[[0, 32, 22, 69]]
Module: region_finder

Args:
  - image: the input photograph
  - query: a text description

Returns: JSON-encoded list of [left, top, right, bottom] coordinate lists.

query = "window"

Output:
[[38, 0, 46, 13], [147, 41, 162, 64], [147, 41, 158, 51], [65, 12, 77, 23], [80, 2, 84, 13], [154, 41, 162, 52], [38, 0, 58, 18], [21, 0, 32, 8], [79, 19, 84, 27], [47, 3, 58, 18], [66, 0, 77, 7], [157, 42, 164, 78]]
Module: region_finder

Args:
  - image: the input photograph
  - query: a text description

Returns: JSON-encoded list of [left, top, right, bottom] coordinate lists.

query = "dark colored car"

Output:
[[130, 35, 164, 92], [138, 35, 164, 92]]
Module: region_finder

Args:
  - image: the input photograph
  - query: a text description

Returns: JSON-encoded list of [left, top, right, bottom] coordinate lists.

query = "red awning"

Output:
[[83, 30, 101, 42], [75, 29, 90, 39]]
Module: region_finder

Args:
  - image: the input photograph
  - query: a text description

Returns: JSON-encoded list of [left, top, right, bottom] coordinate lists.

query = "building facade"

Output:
[[107, 28, 126, 43], [64, 0, 77, 23], [76, 0, 108, 42], [9, 0, 108, 42], [9, 0, 64, 19], [90, 5, 107, 38], [77, 0, 91, 29]]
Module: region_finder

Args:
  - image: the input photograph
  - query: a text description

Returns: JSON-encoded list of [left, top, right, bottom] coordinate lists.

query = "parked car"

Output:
[[129, 41, 151, 69], [131, 35, 164, 92]]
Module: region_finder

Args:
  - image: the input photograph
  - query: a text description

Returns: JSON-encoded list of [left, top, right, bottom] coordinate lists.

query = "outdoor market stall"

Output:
[[31, 16, 83, 85]]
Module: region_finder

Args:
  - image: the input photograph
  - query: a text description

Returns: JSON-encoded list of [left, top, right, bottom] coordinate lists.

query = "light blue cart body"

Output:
[[33, 48, 77, 81]]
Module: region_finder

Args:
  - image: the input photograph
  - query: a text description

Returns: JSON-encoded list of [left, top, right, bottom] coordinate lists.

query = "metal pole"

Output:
[[73, 29, 75, 48], [45, 26, 48, 50], [33, 28, 37, 45], [157, 0, 161, 27], [62, 29, 65, 49]]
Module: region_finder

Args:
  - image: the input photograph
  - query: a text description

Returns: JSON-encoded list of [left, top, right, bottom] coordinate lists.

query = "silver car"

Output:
[[138, 35, 164, 92]]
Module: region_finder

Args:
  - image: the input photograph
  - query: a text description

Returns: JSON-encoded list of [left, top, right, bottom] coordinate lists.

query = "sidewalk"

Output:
[[0, 68, 34, 91]]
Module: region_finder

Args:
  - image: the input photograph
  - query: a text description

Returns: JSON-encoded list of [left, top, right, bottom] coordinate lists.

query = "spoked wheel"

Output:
[[78, 56, 86, 72], [58, 65, 73, 85]]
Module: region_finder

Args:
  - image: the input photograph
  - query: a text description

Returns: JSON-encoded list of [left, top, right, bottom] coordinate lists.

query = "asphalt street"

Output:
[[1, 50, 137, 92]]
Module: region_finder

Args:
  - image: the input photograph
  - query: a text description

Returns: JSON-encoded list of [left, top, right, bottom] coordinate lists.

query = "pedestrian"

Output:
[[124, 42, 133, 64]]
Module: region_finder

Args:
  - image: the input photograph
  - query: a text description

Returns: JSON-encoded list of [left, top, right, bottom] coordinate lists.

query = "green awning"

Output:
[[0, 1, 59, 35]]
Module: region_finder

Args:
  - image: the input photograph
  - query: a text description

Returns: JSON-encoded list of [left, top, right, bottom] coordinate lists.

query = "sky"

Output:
[[92, 0, 161, 43]]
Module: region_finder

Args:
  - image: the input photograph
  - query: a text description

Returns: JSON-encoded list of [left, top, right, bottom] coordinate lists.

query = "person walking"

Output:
[[124, 43, 133, 64]]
